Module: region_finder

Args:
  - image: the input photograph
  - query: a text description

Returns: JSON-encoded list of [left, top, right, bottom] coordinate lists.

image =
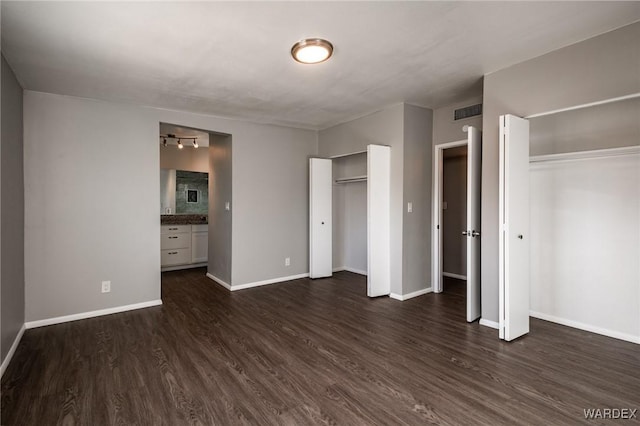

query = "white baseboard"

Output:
[[333, 266, 345, 272], [0, 324, 26, 379], [530, 310, 640, 344], [206, 273, 232, 290], [479, 318, 499, 329], [25, 300, 163, 329], [207, 272, 310, 292], [232, 273, 309, 291], [344, 267, 367, 276], [442, 272, 467, 281], [390, 287, 432, 301]]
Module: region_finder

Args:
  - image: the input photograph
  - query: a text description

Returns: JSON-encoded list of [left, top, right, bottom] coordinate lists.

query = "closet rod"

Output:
[[335, 175, 367, 184], [529, 145, 640, 164], [524, 93, 640, 119]]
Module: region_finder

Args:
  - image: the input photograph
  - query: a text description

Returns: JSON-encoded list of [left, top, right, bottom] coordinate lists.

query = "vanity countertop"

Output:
[[161, 214, 208, 225]]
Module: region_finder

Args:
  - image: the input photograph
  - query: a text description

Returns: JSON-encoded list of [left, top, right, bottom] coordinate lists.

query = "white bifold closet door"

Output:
[[309, 158, 332, 278], [465, 127, 482, 322], [367, 145, 391, 297], [499, 114, 530, 341]]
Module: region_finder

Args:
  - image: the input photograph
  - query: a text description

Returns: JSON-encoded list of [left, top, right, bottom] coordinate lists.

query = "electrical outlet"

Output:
[[101, 280, 111, 293], [285, 257, 291, 266]]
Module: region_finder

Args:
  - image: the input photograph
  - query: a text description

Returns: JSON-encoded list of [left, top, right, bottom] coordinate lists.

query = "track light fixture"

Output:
[[159, 134, 198, 149]]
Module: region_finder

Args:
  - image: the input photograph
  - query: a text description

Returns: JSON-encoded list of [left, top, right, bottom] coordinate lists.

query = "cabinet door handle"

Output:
[[168, 251, 178, 255], [169, 227, 178, 230], [168, 236, 178, 239]]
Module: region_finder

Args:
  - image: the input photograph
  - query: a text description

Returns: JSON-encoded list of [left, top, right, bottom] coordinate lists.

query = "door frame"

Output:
[[431, 139, 468, 294]]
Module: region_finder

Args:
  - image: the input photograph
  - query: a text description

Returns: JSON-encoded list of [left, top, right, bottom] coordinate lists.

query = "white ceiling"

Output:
[[3, 2, 639, 130]]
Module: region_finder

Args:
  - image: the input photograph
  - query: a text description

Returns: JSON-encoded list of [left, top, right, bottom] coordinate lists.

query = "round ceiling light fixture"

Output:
[[291, 38, 333, 64]]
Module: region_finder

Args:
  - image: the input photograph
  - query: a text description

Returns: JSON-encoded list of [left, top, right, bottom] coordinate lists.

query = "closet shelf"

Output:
[[334, 175, 367, 184]]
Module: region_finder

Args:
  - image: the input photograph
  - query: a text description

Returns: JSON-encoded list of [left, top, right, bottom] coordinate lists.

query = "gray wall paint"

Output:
[[433, 97, 483, 145], [319, 103, 433, 296], [481, 22, 640, 322], [208, 134, 232, 284], [402, 104, 433, 294], [160, 144, 209, 173], [319, 104, 405, 294], [24, 91, 316, 321], [442, 154, 467, 276], [1, 55, 25, 362], [530, 96, 640, 156]]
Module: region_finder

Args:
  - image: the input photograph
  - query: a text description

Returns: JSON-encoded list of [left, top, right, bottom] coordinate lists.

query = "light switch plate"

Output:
[[407, 202, 413, 213]]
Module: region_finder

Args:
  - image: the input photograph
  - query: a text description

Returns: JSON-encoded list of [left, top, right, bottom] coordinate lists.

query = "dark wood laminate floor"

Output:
[[2, 269, 639, 425]]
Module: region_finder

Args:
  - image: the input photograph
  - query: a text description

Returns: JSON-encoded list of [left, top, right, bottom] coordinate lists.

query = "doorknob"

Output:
[[471, 230, 480, 237], [462, 230, 469, 236], [518, 234, 523, 239]]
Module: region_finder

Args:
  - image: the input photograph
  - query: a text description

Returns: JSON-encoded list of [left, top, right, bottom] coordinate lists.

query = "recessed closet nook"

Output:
[[309, 145, 391, 297], [526, 95, 640, 343]]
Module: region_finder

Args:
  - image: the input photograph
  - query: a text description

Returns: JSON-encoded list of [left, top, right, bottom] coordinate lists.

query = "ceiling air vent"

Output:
[[454, 103, 482, 120]]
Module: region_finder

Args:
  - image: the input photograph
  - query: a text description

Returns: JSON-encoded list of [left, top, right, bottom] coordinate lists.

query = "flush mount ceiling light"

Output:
[[291, 38, 333, 64]]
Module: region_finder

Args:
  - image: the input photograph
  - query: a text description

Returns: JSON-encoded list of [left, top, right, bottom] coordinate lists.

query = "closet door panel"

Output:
[[310, 158, 332, 278], [499, 115, 530, 341], [367, 145, 391, 297]]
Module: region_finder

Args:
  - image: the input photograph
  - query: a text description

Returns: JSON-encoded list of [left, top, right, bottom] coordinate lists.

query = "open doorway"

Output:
[[441, 145, 468, 299], [432, 127, 482, 322], [158, 123, 232, 286]]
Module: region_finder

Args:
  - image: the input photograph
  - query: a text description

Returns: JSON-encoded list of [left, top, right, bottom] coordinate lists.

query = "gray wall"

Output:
[[319, 104, 405, 295], [1, 55, 25, 362], [433, 97, 483, 145], [442, 154, 467, 276], [319, 103, 433, 296], [23, 91, 316, 321], [208, 134, 232, 284], [530, 96, 640, 156], [481, 21, 640, 323], [402, 104, 433, 294]]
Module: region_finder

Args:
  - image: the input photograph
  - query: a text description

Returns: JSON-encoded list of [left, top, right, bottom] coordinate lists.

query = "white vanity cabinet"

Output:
[[191, 224, 209, 263], [161, 224, 208, 270]]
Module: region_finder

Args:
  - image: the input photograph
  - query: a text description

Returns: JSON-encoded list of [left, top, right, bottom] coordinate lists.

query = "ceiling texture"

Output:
[[2, 2, 639, 130]]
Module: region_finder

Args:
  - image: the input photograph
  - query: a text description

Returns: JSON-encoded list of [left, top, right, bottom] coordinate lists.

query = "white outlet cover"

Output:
[[101, 280, 111, 293]]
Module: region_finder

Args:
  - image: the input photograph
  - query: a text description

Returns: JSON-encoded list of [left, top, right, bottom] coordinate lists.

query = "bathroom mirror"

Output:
[[160, 169, 208, 215]]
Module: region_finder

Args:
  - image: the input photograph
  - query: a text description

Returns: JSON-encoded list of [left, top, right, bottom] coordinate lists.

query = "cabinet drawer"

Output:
[[161, 232, 191, 250], [161, 225, 191, 234], [161, 248, 192, 266]]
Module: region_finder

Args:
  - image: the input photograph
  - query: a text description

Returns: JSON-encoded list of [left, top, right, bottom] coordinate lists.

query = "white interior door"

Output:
[[466, 127, 482, 322], [367, 145, 391, 297], [499, 115, 530, 341], [309, 158, 332, 278]]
